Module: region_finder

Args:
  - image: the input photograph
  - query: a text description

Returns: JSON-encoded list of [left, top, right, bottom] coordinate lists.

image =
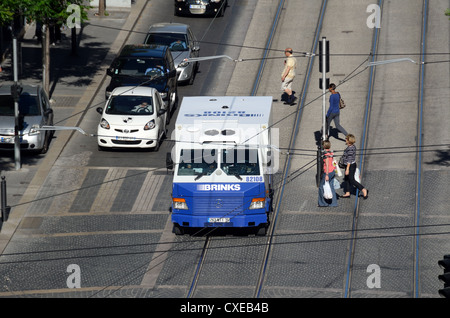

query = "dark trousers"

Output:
[[342, 163, 364, 193]]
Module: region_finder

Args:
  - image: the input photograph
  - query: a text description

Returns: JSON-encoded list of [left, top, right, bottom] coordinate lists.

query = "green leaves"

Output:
[[0, 0, 90, 25]]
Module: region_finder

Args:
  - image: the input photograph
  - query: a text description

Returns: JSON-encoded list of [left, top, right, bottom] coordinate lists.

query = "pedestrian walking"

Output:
[[318, 140, 338, 207], [325, 83, 348, 139], [281, 48, 297, 105], [340, 134, 369, 199]]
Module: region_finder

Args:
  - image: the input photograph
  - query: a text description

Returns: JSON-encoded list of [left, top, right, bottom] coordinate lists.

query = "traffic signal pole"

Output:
[[321, 37, 327, 141], [11, 23, 21, 170], [316, 37, 329, 187], [319, 37, 329, 141]]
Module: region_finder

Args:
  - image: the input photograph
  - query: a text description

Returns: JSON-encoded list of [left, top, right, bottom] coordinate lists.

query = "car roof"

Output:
[[118, 44, 169, 58], [0, 83, 41, 96], [110, 86, 159, 97], [147, 23, 190, 34]]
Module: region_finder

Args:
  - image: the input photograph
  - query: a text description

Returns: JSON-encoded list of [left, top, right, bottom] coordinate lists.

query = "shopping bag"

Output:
[[323, 181, 333, 199], [333, 159, 342, 177], [355, 168, 361, 183], [332, 178, 341, 189]]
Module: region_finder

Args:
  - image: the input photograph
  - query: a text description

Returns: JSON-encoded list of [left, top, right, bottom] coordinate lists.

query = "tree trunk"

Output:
[[98, 0, 105, 16], [42, 24, 50, 95]]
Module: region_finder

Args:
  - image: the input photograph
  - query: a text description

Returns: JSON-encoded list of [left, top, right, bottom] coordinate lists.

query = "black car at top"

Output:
[[174, 0, 228, 17], [105, 44, 178, 123]]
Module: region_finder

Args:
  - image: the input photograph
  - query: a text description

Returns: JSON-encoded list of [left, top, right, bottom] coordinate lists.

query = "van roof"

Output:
[[176, 96, 272, 126]]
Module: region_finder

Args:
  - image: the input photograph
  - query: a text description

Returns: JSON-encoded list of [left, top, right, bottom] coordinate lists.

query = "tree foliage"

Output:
[[0, 0, 90, 26]]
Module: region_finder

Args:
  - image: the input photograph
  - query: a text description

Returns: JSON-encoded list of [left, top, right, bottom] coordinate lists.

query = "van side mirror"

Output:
[[96, 107, 103, 115], [166, 152, 174, 170], [266, 150, 272, 167]]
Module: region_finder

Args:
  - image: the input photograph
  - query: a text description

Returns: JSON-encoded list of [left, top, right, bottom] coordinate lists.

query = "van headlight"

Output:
[[173, 198, 188, 210], [144, 119, 156, 130], [249, 198, 265, 210], [100, 118, 110, 129]]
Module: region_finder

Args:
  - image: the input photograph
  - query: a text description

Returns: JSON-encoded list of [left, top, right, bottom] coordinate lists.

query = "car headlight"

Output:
[[144, 119, 156, 130], [179, 59, 189, 68], [28, 125, 41, 135], [100, 118, 110, 129], [211, 0, 221, 3], [249, 198, 265, 210]]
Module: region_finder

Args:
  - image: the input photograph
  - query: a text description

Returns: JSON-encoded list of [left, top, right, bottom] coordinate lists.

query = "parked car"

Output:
[[105, 44, 178, 124], [96, 86, 167, 151], [144, 23, 200, 85], [0, 84, 54, 154], [174, 0, 228, 17]]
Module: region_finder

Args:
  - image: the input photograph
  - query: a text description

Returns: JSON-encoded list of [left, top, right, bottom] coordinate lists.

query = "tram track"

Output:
[[185, 0, 328, 298], [343, 0, 430, 298], [184, 0, 439, 299]]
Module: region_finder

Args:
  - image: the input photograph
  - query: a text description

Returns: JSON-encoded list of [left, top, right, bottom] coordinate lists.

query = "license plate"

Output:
[[190, 4, 206, 9], [1, 137, 15, 143], [208, 218, 230, 223], [115, 136, 136, 140]]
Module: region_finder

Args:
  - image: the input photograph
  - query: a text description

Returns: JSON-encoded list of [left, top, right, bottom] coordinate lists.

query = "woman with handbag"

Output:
[[340, 134, 369, 199], [325, 83, 348, 140], [318, 140, 338, 207]]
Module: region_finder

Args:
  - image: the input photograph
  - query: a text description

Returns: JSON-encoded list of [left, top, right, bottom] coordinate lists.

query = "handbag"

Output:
[[338, 156, 346, 169], [339, 96, 346, 109], [323, 181, 333, 199]]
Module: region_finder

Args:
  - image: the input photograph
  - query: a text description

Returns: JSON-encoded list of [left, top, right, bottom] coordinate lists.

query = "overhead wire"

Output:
[[3, 2, 449, 296]]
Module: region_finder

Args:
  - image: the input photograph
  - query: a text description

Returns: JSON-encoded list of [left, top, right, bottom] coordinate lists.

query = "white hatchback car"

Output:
[[96, 86, 167, 151]]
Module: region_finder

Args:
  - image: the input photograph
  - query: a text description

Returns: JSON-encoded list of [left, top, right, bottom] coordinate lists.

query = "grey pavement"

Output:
[[0, 2, 142, 253]]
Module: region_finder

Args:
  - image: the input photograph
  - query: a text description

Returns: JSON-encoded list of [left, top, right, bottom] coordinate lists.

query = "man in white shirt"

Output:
[[281, 48, 297, 105]]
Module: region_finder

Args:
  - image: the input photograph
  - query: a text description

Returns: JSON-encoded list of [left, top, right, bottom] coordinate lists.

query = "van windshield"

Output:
[[177, 149, 218, 177], [221, 148, 260, 176]]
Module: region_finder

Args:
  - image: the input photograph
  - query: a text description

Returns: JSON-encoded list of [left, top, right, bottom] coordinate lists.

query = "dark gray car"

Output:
[[0, 84, 54, 154], [144, 23, 200, 85]]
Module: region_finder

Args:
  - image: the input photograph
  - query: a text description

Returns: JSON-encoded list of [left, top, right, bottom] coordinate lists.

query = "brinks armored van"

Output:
[[166, 96, 277, 236]]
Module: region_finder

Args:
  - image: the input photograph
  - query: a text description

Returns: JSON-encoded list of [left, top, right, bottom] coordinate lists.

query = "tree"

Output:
[[1, 0, 90, 95]]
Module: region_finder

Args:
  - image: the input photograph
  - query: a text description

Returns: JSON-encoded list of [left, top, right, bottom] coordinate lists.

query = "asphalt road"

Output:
[[0, 0, 448, 300]]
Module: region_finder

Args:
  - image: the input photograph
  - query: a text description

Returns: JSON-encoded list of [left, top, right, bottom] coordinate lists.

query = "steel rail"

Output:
[[185, 0, 288, 299]]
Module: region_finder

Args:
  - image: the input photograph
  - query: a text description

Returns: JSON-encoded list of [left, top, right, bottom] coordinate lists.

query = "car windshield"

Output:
[[114, 58, 165, 77], [145, 33, 188, 52], [177, 149, 218, 177], [105, 95, 154, 115], [0, 94, 40, 116], [221, 148, 260, 176]]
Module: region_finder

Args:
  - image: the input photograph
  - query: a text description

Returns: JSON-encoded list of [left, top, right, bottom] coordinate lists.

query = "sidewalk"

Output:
[[0, 2, 144, 252]]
